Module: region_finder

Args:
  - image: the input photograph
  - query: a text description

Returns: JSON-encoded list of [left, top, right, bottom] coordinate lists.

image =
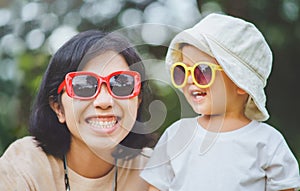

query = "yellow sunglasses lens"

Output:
[[172, 64, 186, 86]]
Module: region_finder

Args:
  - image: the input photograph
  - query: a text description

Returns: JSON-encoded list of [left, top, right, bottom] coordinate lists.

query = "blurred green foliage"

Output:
[[0, 0, 299, 164]]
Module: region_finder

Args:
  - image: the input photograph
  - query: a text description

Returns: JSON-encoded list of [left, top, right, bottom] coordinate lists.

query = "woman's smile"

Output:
[[85, 115, 119, 134]]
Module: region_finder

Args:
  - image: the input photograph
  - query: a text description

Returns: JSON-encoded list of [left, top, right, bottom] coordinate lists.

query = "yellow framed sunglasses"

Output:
[[170, 62, 223, 88]]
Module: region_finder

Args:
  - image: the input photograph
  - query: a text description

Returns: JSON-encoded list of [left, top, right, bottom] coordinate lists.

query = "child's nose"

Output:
[[186, 72, 194, 85], [93, 84, 113, 109]]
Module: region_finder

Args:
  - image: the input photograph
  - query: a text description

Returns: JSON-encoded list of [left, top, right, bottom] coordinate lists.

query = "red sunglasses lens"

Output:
[[72, 75, 98, 97], [194, 64, 212, 85], [109, 74, 135, 97], [173, 65, 186, 86]]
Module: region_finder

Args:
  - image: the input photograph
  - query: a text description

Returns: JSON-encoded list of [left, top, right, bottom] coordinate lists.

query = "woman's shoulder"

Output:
[[4, 136, 45, 156], [0, 136, 58, 171], [2, 136, 43, 157], [11, 136, 39, 147], [1, 136, 62, 173], [0, 136, 63, 190]]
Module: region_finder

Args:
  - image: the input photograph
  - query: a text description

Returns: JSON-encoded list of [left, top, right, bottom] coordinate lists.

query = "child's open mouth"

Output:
[[191, 91, 207, 99]]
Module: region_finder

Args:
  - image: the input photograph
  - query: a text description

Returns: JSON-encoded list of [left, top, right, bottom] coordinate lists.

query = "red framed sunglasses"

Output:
[[57, 71, 141, 100]]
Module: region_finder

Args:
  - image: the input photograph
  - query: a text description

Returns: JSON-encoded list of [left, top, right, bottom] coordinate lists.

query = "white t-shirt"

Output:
[[141, 117, 300, 191], [0, 136, 150, 191]]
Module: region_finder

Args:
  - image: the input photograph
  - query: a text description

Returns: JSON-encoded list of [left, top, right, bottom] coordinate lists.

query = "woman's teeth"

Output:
[[88, 119, 117, 129]]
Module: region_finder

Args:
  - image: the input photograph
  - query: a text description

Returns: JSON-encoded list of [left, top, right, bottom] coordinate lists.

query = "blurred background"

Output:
[[0, 0, 299, 164]]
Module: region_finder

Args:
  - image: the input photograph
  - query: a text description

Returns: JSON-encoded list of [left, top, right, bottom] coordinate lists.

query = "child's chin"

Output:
[[191, 106, 206, 115]]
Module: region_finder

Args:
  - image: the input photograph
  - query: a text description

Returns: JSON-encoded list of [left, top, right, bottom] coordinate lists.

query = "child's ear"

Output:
[[237, 87, 247, 95], [49, 96, 66, 123]]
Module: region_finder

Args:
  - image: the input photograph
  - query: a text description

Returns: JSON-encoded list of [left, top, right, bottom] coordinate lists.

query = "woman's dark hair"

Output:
[[29, 30, 153, 159]]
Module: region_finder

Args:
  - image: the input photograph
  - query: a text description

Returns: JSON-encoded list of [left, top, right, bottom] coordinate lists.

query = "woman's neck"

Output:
[[66, 140, 115, 179]]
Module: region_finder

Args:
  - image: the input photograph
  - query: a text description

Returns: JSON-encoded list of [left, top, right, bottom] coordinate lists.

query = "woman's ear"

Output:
[[138, 97, 142, 106], [49, 96, 66, 123]]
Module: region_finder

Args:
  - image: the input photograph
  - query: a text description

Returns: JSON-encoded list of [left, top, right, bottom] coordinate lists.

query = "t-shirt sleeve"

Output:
[[265, 138, 300, 191], [140, 130, 175, 191]]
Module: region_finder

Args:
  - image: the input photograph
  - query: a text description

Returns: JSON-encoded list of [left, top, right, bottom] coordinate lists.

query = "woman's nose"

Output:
[[93, 84, 113, 109]]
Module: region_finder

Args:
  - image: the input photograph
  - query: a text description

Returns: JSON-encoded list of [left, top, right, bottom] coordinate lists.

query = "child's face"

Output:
[[180, 45, 247, 116]]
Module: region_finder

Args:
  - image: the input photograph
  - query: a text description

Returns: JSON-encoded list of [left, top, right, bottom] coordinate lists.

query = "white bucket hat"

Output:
[[165, 13, 273, 121]]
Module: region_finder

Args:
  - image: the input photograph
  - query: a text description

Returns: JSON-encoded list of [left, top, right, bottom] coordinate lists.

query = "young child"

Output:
[[141, 13, 300, 191]]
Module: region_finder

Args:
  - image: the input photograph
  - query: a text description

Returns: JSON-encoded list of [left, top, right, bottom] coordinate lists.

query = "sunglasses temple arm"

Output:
[[57, 81, 66, 94]]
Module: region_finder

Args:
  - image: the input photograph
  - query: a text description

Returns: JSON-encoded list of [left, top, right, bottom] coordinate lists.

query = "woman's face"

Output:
[[58, 51, 139, 156]]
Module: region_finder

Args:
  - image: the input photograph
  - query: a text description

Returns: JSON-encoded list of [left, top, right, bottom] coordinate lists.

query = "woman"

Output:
[[0, 30, 153, 190]]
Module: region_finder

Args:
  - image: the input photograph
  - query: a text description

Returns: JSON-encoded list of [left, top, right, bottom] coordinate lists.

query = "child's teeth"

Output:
[[193, 91, 203, 95], [192, 91, 206, 97]]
